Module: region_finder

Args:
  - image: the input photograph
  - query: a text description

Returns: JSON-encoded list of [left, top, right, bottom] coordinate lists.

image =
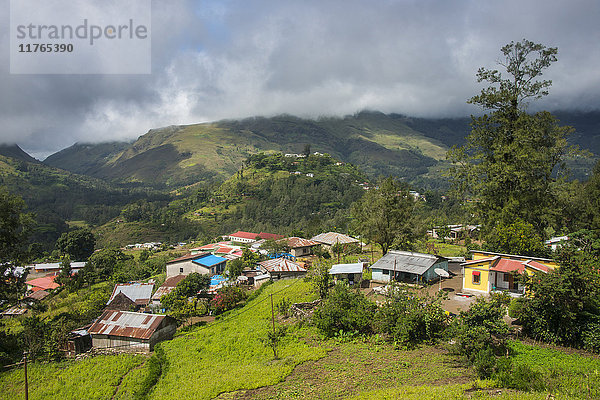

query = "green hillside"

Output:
[[0, 149, 166, 250], [41, 111, 600, 191], [42, 112, 459, 189]]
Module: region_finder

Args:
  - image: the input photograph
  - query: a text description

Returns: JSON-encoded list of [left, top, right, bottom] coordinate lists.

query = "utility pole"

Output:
[[270, 293, 277, 359], [23, 351, 28, 400]]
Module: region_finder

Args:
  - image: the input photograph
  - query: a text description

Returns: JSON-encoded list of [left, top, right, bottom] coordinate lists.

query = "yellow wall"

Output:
[[463, 260, 492, 292]]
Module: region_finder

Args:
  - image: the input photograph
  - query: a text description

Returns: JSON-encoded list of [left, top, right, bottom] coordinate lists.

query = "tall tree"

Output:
[[56, 228, 96, 261], [351, 177, 417, 254], [448, 40, 575, 237], [0, 187, 33, 303]]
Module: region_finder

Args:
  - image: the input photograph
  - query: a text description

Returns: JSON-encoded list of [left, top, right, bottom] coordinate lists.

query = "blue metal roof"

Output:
[[194, 254, 227, 267]]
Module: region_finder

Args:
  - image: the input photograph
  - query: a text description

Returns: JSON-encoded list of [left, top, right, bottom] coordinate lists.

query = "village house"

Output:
[[27, 261, 86, 274], [310, 232, 359, 250], [166, 253, 227, 278], [258, 257, 307, 280], [151, 275, 186, 306], [370, 250, 448, 284], [462, 250, 557, 295], [428, 225, 480, 241], [26, 274, 60, 292], [88, 310, 177, 351], [226, 231, 284, 244], [285, 237, 320, 257], [329, 262, 364, 285], [107, 282, 154, 308]]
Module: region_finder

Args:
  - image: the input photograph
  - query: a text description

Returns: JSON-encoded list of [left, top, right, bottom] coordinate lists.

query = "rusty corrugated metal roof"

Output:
[[286, 237, 319, 248], [88, 310, 172, 340], [311, 232, 359, 246], [259, 257, 307, 273]]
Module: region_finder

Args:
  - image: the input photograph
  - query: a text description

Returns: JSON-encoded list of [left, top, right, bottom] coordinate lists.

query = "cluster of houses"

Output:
[[3, 226, 565, 354]]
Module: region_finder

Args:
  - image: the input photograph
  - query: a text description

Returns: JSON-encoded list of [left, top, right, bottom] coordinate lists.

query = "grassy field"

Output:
[[2, 279, 600, 399]]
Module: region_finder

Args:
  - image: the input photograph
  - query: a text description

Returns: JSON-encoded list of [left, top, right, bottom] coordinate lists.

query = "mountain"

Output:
[[43, 141, 130, 176], [42, 112, 460, 189], [0, 144, 40, 164], [0, 148, 166, 250], [42, 110, 600, 190]]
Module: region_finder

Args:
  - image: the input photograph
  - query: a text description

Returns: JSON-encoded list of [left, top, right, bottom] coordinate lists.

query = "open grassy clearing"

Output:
[[148, 279, 327, 400], [0, 354, 148, 400]]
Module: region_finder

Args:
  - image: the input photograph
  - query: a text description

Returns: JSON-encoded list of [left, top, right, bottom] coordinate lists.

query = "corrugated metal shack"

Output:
[[88, 310, 176, 351], [258, 257, 307, 280], [371, 250, 448, 284]]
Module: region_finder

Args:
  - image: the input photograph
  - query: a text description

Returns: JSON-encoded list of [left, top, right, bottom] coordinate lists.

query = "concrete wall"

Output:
[[166, 260, 210, 278]]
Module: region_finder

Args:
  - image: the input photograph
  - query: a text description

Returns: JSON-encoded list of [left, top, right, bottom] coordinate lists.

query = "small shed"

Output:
[[371, 250, 448, 284], [63, 327, 92, 357], [151, 275, 186, 305], [88, 310, 177, 352], [258, 257, 307, 280], [108, 282, 154, 307], [329, 263, 364, 285]]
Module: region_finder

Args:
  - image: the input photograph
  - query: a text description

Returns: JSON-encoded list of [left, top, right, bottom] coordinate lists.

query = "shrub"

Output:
[[313, 283, 377, 337], [373, 285, 447, 348], [210, 286, 247, 314]]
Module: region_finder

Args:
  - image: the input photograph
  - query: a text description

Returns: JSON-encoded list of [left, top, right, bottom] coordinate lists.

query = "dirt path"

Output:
[[111, 359, 147, 400]]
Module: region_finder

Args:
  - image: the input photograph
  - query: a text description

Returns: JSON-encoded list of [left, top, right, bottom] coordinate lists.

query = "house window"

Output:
[[472, 271, 481, 284], [503, 273, 510, 282], [179, 267, 184, 273], [381, 269, 389, 275]]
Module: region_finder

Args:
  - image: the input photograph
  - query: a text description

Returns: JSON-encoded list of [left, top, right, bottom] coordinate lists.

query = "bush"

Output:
[[583, 323, 600, 353], [210, 286, 247, 314], [313, 283, 377, 337], [373, 285, 447, 348]]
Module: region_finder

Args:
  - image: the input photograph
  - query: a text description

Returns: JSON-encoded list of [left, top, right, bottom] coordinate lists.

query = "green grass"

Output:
[[149, 279, 327, 400], [0, 354, 147, 400]]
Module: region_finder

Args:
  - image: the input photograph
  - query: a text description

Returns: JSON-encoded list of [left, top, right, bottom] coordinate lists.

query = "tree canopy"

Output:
[[56, 228, 96, 261], [448, 39, 576, 239], [0, 187, 33, 303], [351, 177, 417, 254]]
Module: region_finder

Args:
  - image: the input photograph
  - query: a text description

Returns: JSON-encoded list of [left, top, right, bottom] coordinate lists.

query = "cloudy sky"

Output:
[[1, 0, 599, 159]]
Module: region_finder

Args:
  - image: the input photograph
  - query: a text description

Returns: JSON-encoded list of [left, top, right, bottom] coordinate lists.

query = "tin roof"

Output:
[[30, 262, 86, 271], [193, 254, 227, 267], [490, 259, 527, 273], [259, 257, 307, 273], [371, 250, 446, 276], [311, 232, 359, 246], [286, 237, 319, 248], [258, 232, 284, 240], [26, 275, 60, 290], [88, 310, 173, 340], [108, 283, 154, 306], [329, 263, 364, 275], [229, 231, 260, 240]]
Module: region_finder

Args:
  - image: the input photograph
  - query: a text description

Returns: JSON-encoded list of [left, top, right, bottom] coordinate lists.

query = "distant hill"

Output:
[[44, 141, 130, 176], [0, 144, 40, 164], [41, 112, 459, 189], [42, 111, 600, 190], [0, 149, 165, 250]]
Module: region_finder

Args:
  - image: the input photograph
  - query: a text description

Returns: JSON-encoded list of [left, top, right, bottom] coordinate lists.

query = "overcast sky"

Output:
[[1, 0, 599, 159]]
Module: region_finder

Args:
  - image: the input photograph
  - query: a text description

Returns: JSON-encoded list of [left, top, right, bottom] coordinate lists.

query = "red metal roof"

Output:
[[26, 275, 59, 290], [215, 246, 234, 254], [258, 232, 284, 240], [88, 310, 173, 340], [151, 274, 186, 301], [259, 257, 307, 273], [286, 237, 319, 248], [524, 260, 552, 273], [229, 231, 260, 240], [490, 259, 526, 273]]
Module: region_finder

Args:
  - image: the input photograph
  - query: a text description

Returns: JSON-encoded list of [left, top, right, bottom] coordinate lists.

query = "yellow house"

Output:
[[462, 250, 557, 295]]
